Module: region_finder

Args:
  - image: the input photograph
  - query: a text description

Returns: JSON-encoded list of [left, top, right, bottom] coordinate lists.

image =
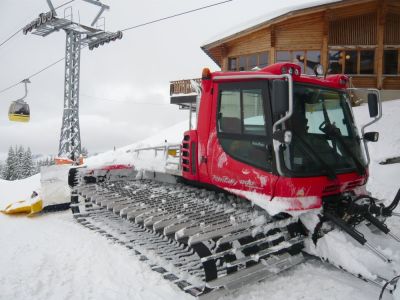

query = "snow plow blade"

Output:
[[1, 197, 43, 216]]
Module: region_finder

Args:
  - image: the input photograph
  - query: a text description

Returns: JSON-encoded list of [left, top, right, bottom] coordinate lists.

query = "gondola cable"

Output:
[[0, 0, 76, 49], [0, 0, 234, 96]]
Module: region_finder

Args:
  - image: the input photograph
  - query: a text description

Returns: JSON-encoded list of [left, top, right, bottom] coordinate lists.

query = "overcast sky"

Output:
[[0, 0, 319, 158]]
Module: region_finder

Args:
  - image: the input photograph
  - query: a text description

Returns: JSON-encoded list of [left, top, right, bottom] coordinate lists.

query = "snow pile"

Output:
[[303, 219, 400, 281], [0, 212, 191, 300], [353, 100, 400, 163], [353, 100, 400, 202], [226, 188, 321, 217], [85, 119, 191, 171]]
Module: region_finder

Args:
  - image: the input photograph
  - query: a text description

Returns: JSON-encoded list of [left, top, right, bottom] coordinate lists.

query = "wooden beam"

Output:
[[220, 45, 228, 71], [376, 0, 387, 89], [321, 11, 329, 72], [270, 26, 276, 64]]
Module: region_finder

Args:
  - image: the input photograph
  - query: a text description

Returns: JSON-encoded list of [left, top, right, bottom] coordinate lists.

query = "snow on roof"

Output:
[[202, 0, 342, 48]]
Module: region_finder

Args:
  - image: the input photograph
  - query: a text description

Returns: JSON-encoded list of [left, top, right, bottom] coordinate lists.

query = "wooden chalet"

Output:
[[200, 0, 400, 92]]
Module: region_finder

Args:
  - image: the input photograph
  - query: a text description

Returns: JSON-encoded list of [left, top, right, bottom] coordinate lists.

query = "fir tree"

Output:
[[22, 147, 34, 178], [15, 145, 25, 180], [3, 146, 16, 180], [34, 156, 55, 174]]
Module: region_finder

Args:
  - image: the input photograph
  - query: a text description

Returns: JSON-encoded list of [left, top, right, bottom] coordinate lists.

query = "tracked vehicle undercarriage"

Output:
[[70, 168, 400, 299], [71, 172, 306, 298]]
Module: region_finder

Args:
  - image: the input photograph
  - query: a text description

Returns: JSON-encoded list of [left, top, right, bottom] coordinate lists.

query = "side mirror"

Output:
[[272, 80, 289, 116], [363, 132, 379, 142], [368, 93, 379, 118], [273, 129, 292, 144]]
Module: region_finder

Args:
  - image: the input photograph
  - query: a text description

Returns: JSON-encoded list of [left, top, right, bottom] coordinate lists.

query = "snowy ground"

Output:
[[1, 101, 399, 300]]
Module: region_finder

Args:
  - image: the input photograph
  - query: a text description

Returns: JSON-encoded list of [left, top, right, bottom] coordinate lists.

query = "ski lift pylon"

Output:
[[8, 79, 31, 123]]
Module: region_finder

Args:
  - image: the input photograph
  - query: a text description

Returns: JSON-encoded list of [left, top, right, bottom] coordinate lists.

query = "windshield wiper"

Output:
[[291, 130, 337, 180], [319, 102, 366, 176]]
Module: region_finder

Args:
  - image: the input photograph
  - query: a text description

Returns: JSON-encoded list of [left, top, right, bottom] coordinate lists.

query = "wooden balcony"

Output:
[[170, 78, 201, 96], [170, 78, 201, 111]]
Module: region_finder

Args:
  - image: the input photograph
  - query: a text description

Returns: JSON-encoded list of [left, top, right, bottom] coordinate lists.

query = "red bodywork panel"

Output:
[[181, 63, 368, 215]]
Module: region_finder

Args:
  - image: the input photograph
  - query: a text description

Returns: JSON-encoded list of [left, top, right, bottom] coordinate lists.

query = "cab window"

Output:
[[218, 81, 272, 171]]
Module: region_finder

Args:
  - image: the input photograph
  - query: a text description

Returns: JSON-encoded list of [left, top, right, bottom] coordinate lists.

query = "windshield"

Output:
[[282, 83, 366, 177]]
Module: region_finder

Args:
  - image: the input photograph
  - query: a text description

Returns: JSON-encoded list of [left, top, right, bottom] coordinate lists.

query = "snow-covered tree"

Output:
[[15, 145, 25, 180], [3, 146, 16, 180], [2, 146, 42, 180], [34, 156, 55, 174], [22, 147, 34, 178]]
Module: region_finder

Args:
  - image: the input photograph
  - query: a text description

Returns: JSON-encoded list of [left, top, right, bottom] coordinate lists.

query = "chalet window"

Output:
[[344, 50, 357, 74], [259, 53, 269, 68], [360, 51, 375, 74], [293, 51, 305, 74], [248, 55, 258, 70], [329, 49, 375, 75], [276, 50, 321, 75], [384, 50, 399, 75], [305, 51, 321, 75], [329, 50, 342, 74], [218, 81, 272, 171], [228, 58, 237, 71], [276, 51, 290, 63], [228, 52, 270, 71], [239, 57, 247, 71]]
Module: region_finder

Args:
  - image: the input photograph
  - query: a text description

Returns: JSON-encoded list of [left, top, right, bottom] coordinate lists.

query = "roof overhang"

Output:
[[201, 0, 376, 67]]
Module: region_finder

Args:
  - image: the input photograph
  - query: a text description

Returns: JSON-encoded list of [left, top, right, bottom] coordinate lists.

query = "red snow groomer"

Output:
[[72, 63, 400, 298]]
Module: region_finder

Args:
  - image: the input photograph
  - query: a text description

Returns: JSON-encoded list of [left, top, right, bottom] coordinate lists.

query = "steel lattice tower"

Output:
[[23, 0, 122, 161], [59, 30, 82, 160]]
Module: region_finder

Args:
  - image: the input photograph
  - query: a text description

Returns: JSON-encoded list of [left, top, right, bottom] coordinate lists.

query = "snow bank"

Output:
[[84, 119, 190, 170], [353, 99, 400, 201], [0, 212, 191, 300]]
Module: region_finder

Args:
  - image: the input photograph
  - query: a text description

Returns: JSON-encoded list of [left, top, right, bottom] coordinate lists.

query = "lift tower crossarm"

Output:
[[81, 0, 110, 26], [46, 0, 57, 16]]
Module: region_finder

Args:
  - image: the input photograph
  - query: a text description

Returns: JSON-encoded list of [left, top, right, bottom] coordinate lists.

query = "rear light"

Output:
[[325, 74, 350, 88], [280, 64, 301, 76], [261, 63, 301, 77], [339, 76, 348, 86]]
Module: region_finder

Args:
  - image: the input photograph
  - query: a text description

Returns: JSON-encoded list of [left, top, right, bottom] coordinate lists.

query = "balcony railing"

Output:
[[170, 78, 201, 96]]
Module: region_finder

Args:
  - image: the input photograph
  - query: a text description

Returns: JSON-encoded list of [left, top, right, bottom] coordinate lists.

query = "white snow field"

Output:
[[1, 100, 399, 300]]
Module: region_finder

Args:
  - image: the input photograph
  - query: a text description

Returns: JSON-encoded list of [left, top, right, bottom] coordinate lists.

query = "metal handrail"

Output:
[[134, 143, 182, 172]]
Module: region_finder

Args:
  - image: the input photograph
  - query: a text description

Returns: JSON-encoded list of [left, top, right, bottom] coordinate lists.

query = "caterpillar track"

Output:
[[71, 176, 305, 298]]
